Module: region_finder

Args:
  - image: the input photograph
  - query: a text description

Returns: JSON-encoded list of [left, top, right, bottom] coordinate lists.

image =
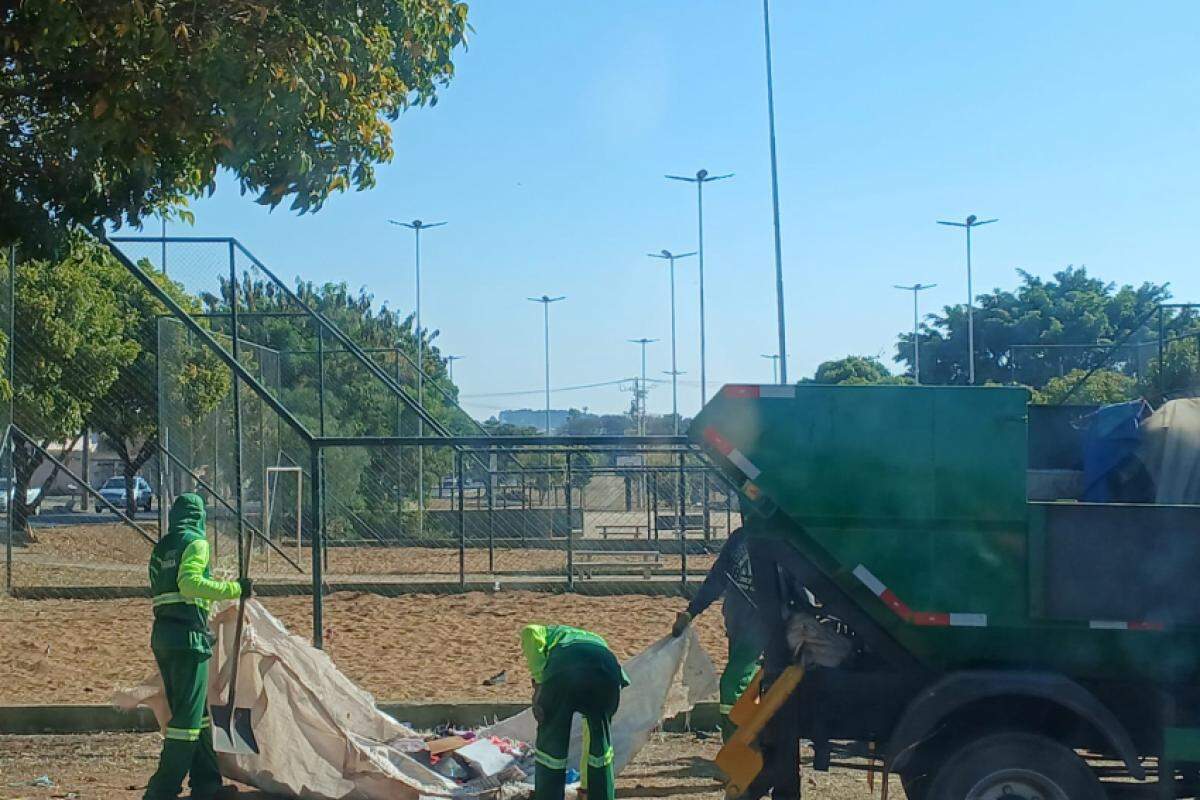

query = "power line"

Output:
[[460, 377, 666, 399]]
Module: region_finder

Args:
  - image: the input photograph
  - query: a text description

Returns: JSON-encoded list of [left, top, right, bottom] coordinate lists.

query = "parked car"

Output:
[[97, 476, 153, 512], [0, 478, 41, 514]]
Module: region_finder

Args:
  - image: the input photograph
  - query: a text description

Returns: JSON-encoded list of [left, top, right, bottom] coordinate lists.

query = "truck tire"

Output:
[[926, 731, 1102, 800]]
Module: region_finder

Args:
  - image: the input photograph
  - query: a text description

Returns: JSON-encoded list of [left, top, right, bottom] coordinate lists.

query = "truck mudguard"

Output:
[[886, 670, 1145, 780]]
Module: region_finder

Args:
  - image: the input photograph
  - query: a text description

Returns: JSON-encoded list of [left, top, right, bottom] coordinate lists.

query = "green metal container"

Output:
[[690, 383, 1200, 684]]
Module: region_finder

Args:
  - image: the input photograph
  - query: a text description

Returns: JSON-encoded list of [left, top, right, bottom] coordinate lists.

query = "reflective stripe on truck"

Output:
[[853, 564, 988, 628]]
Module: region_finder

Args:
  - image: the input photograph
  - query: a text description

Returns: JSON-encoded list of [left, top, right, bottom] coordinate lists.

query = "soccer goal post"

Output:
[[264, 465, 304, 569]]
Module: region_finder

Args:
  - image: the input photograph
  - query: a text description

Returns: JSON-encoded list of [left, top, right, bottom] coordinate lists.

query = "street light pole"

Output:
[[388, 218, 447, 524], [937, 215, 996, 385], [662, 370, 687, 433], [666, 169, 732, 405], [648, 250, 696, 435], [762, 0, 788, 383], [628, 338, 658, 436], [761, 353, 781, 383], [528, 295, 566, 434], [445, 355, 463, 384], [893, 283, 937, 384]]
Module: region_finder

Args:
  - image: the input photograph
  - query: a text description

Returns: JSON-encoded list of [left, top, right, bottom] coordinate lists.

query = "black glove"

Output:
[[238, 577, 254, 597], [671, 611, 692, 638]]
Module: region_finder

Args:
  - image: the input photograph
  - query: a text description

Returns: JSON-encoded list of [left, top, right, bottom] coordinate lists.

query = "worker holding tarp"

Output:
[[520, 624, 630, 800], [144, 493, 251, 800], [671, 524, 767, 740]]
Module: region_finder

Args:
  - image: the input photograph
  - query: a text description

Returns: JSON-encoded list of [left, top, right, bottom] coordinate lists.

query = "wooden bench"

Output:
[[597, 523, 648, 539], [572, 549, 661, 580]]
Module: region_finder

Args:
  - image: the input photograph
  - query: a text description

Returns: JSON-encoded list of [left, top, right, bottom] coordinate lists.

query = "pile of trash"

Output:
[[115, 600, 716, 800], [400, 728, 537, 789]]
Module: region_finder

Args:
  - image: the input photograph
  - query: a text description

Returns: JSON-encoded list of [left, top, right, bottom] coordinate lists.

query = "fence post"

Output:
[[644, 467, 651, 539], [229, 241, 246, 576], [565, 452, 574, 590], [311, 446, 324, 649], [5, 430, 12, 594], [677, 452, 687, 588], [457, 449, 466, 588], [487, 454, 495, 574], [702, 470, 711, 542]]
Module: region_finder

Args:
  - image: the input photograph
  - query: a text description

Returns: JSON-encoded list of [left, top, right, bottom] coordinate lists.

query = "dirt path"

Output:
[[0, 732, 879, 800]]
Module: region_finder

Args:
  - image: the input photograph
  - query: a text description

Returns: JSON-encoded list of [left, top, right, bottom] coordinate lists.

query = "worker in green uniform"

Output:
[[144, 493, 250, 800], [521, 624, 629, 800], [670, 525, 767, 741]]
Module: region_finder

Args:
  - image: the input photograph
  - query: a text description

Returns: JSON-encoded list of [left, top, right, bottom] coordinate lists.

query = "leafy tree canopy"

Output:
[[1031, 369, 1138, 405], [807, 355, 911, 386], [1, 0, 468, 246], [898, 267, 1178, 388]]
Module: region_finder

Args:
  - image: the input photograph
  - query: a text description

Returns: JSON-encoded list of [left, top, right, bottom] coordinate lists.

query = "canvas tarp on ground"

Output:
[[1139, 398, 1200, 505], [115, 600, 716, 800]]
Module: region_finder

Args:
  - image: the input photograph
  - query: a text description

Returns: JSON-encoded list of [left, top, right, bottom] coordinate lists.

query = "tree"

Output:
[[88, 263, 229, 515], [10, 237, 139, 535], [809, 355, 911, 385], [899, 267, 1175, 388], [1, 0, 469, 246], [1032, 369, 1138, 405]]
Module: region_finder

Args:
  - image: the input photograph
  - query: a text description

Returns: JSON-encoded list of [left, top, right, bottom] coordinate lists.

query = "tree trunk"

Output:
[[11, 439, 41, 544]]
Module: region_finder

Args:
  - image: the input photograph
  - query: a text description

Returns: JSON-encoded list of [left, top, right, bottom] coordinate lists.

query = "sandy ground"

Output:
[[1, 592, 732, 706], [7, 523, 719, 587], [0, 733, 878, 800]]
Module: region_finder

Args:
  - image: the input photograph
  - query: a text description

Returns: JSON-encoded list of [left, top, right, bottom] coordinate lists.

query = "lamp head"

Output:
[[661, 249, 672, 259], [966, 214, 977, 225], [697, 169, 708, 180]]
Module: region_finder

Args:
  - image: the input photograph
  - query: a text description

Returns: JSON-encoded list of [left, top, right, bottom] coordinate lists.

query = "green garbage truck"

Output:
[[690, 383, 1200, 799]]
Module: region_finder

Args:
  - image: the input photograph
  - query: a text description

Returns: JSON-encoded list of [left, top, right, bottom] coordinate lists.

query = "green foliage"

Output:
[[1032, 369, 1138, 405], [808, 355, 911, 385], [13, 238, 138, 443], [1, 0, 468, 245], [9, 237, 140, 529], [90, 261, 230, 482], [899, 267, 1176, 388], [1138, 337, 1200, 400]]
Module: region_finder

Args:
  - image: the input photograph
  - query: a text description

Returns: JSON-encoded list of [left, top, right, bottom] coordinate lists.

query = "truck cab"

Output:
[[691, 384, 1200, 799]]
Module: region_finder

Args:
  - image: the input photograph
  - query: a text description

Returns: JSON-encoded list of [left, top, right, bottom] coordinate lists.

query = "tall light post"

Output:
[[528, 295, 566, 434], [893, 283, 937, 384], [937, 215, 996, 385], [628, 338, 658, 435], [648, 250, 696, 435], [662, 370, 687, 433], [666, 169, 732, 404], [762, 0, 788, 383], [761, 353, 781, 383], [388, 218, 447, 522], [445, 354, 463, 384]]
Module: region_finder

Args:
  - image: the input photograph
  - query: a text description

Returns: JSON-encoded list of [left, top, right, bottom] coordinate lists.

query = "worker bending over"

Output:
[[521, 624, 629, 800], [671, 525, 766, 740], [145, 493, 251, 800]]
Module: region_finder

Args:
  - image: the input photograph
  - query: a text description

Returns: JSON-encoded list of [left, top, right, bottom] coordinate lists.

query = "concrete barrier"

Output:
[[0, 701, 719, 735]]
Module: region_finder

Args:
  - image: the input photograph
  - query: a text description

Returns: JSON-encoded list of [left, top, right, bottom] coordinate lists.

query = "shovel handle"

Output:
[[222, 593, 248, 715]]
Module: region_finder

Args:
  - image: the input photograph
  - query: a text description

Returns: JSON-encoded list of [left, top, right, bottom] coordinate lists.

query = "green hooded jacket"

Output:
[[148, 493, 241, 654]]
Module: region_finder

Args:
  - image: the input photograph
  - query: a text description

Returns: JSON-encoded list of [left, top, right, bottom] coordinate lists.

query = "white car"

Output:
[[0, 478, 42, 514]]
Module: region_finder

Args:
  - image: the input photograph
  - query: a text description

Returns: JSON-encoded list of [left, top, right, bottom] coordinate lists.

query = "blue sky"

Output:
[[165, 1, 1200, 420]]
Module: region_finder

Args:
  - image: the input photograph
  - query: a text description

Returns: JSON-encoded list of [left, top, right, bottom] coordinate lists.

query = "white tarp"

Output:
[[115, 600, 716, 800]]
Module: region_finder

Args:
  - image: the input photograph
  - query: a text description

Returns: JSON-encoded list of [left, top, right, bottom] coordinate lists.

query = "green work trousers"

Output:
[[720, 633, 765, 741], [534, 643, 623, 800], [143, 649, 223, 800]]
